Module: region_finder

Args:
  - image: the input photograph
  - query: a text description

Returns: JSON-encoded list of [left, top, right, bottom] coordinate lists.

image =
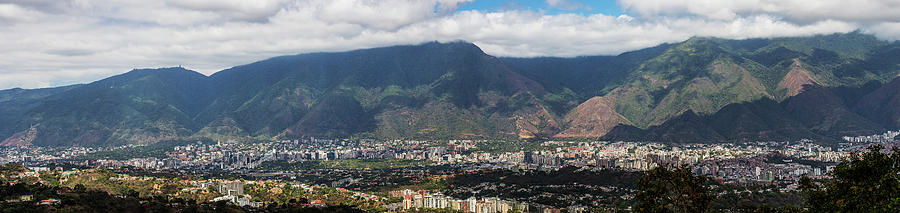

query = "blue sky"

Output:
[[458, 0, 623, 16]]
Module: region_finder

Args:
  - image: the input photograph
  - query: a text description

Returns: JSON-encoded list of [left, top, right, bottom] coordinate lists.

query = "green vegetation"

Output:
[[2, 33, 900, 146], [800, 145, 900, 212], [631, 145, 900, 212], [0, 85, 81, 143], [245, 182, 387, 210], [773, 31, 888, 60], [1, 177, 366, 213], [0, 182, 245, 213], [0, 164, 28, 182], [634, 166, 712, 213], [1, 164, 378, 212], [445, 167, 640, 208], [394, 178, 449, 193], [710, 187, 803, 211]]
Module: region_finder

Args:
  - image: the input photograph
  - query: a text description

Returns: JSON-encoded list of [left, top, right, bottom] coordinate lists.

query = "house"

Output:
[[210, 195, 261, 208], [310, 199, 326, 207], [3, 195, 33, 203], [57, 187, 73, 194], [216, 182, 244, 196], [39, 199, 60, 205]]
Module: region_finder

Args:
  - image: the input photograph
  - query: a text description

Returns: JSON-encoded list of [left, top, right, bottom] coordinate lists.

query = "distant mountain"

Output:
[[602, 80, 900, 145], [0, 85, 81, 145], [2, 42, 560, 146], [2, 32, 899, 146], [782, 85, 883, 137], [501, 43, 672, 98], [855, 78, 900, 129], [197, 42, 552, 141], [553, 32, 900, 141], [2, 68, 213, 146], [601, 90, 888, 145]]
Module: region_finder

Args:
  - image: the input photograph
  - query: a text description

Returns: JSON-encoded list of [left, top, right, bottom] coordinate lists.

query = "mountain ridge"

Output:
[[2, 33, 899, 146]]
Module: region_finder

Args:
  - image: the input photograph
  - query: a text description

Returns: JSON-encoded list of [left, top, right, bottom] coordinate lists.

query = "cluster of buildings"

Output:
[[0, 138, 865, 185], [390, 189, 527, 213], [0, 145, 130, 165], [842, 130, 899, 144], [209, 181, 263, 207], [4, 134, 899, 206], [695, 154, 827, 188]]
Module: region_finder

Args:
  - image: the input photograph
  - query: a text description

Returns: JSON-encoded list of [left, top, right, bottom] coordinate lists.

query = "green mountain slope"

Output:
[[855, 78, 900, 129], [0, 85, 81, 145], [601, 81, 900, 145], [501, 43, 672, 98], [560, 33, 900, 139], [2, 68, 212, 146], [1, 33, 898, 146], [782, 85, 884, 137], [198, 42, 554, 140]]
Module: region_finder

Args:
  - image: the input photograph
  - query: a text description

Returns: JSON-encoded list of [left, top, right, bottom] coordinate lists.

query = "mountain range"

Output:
[[2, 32, 899, 147]]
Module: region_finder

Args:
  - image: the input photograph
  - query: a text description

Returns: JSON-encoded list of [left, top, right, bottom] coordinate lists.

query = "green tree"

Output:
[[799, 145, 900, 212], [0, 164, 27, 182], [527, 114, 557, 140], [634, 166, 712, 213], [74, 184, 87, 193]]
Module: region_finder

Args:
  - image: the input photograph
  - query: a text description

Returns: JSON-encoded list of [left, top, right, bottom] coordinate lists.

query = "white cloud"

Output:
[[865, 22, 900, 40], [618, 0, 900, 24], [0, 0, 897, 89], [616, 14, 634, 22], [0, 3, 43, 22], [545, 0, 588, 11], [0, 73, 52, 89], [164, 0, 288, 22]]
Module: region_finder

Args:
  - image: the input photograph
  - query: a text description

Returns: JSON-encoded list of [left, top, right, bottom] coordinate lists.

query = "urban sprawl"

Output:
[[2, 130, 898, 212]]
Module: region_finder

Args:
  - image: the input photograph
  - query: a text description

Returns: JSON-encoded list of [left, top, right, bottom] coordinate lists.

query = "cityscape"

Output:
[[3, 0, 900, 212], [3, 129, 898, 211]]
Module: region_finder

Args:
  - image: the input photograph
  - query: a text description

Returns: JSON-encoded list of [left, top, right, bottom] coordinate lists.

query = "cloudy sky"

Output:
[[1, 0, 899, 89]]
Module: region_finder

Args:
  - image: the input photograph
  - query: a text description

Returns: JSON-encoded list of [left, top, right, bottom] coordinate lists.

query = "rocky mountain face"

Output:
[[2, 32, 899, 146]]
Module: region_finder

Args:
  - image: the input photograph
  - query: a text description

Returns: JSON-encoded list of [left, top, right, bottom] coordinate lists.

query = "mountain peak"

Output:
[[682, 36, 719, 43], [90, 67, 208, 88], [422, 40, 480, 49], [0, 88, 24, 92], [674, 37, 726, 52], [125, 67, 201, 76], [371, 40, 485, 56]]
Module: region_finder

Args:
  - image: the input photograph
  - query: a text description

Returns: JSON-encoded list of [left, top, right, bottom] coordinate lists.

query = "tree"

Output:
[[74, 184, 87, 193], [0, 164, 28, 182], [526, 114, 557, 140], [161, 183, 180, 194], [799, 145, 900, 212], [634, 166, 712, 213]]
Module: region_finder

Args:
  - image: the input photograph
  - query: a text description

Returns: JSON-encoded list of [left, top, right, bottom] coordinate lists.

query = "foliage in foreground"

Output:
[[632, 145, 900, 212], [800, 145, 900, 212], [634, 166, 713, 213], [1, 178, 366, 213]]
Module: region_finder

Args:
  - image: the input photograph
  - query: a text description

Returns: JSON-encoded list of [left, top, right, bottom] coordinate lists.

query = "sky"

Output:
[[1, 0, 899, 89]]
